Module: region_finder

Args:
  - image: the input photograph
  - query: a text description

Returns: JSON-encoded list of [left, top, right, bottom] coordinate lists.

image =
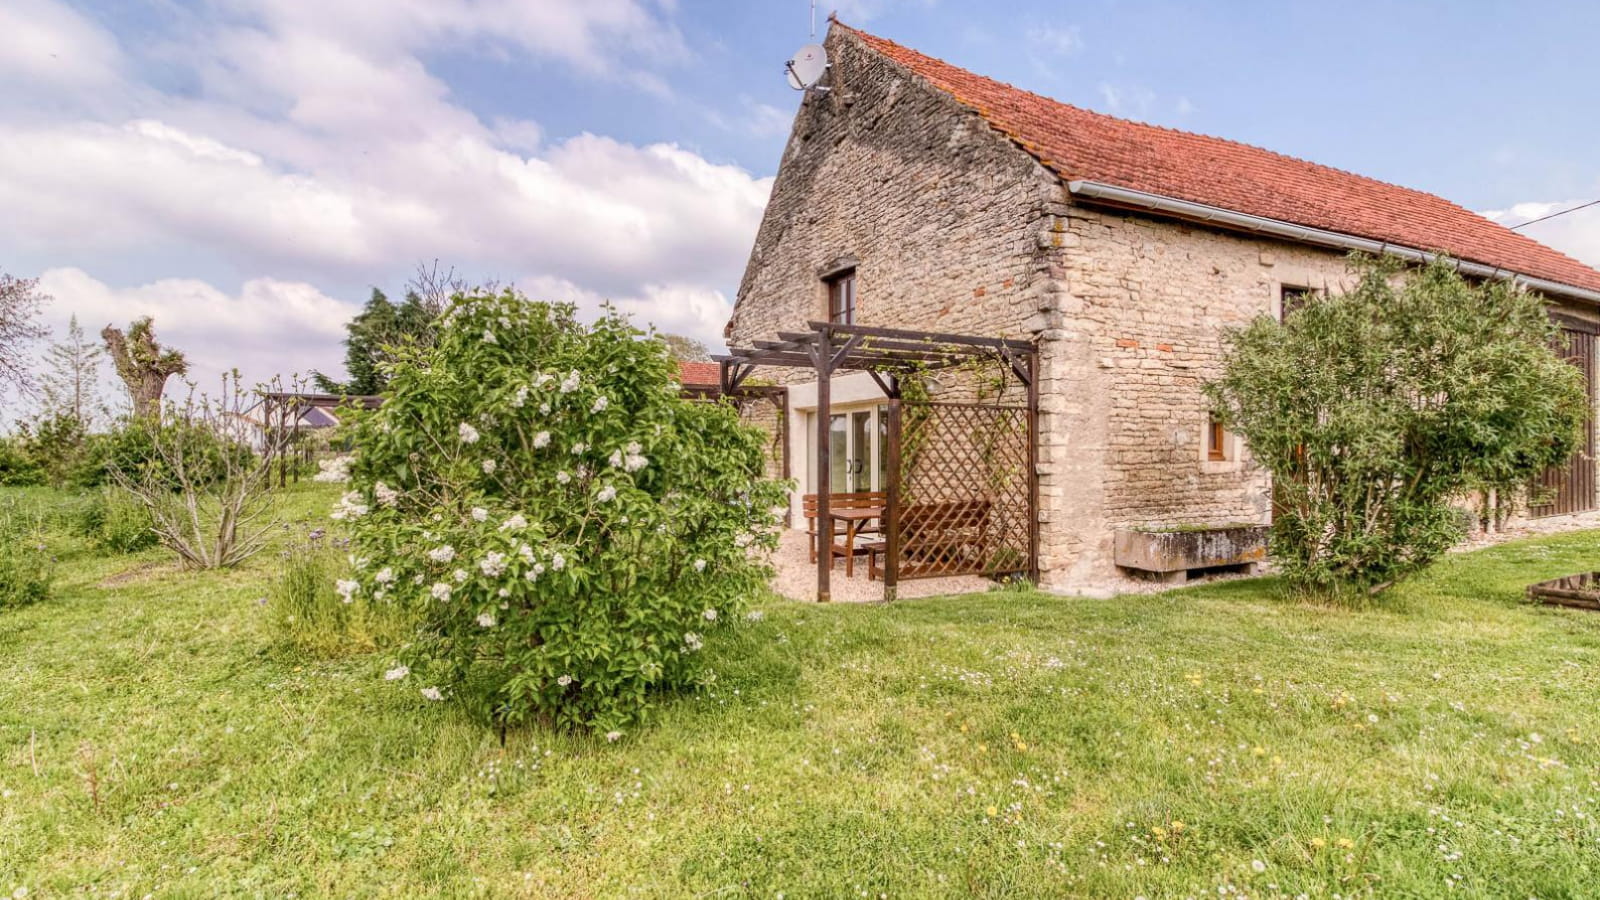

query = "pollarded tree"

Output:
[[102, 317, 187, 420], [1204, 254, 1588, 595], [336, 290, 787, 734]]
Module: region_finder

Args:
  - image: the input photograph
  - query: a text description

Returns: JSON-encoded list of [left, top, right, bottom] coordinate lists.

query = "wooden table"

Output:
[[829, 507, 883, 578]]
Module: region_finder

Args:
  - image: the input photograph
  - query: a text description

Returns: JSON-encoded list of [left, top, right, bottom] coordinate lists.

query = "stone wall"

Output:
[[726, 27, 1059, 351], [1035, 204, 1361, 587]]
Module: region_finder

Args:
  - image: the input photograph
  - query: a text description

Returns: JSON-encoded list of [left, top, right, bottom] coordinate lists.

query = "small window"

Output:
[[827, 269, 856, 325], [1280, 285, 1318, 319], [1206, 413, 1228, 461]]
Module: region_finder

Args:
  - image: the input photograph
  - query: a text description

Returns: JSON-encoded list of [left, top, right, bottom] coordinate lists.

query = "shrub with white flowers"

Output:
[[338, 291, 786, 733]]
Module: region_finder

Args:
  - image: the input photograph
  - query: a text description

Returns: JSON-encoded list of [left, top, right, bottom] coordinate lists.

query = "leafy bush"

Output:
[[0, 502, 54, 608], [0, 437, 44, 486], [268, 532, 410, 656], [1205, 255, 1588, 594], [74, 487, 159, 554], [339, 291, 786, 733]]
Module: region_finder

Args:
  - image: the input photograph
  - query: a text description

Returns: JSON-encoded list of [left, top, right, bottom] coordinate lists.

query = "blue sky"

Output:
[[2, 0, 1597, 405]]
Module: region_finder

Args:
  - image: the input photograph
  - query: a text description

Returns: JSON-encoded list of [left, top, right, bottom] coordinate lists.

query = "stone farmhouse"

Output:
[[724, 21, 1600, 590]]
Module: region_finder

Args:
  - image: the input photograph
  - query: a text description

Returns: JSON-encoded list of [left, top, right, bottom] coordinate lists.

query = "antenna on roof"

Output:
[[785, 0, 830, 93]]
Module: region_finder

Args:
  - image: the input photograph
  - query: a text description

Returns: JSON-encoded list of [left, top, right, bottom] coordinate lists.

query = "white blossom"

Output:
[[684, 632, 704, 652], [428, 545, 456, 564], [313, 455, 354, 483], [420, 687, 444, 701], [373, 482, 400, 507], [374, 567, 395, 585], [458, 422, 480, 444], [538, 403, 551, 415], [330, 491, 369, 521], [335, 579, 360, 603], [430, 582, 452, 601], [453, 568, 469, 583], [559, 371, 581, 393], [497, 587, 510, 598], [517, 543, 535, 562], [555, 470, 571, 484], [693, 559, 706, 572], [591, 395, 608, 413], [703, 608, 718, 622], [512, 385, 529, 408], [384, 665, 409, 681], [534, 372, 553, 388], [476, 612, 496, 627], [551, 553, 566, 571], [482, 458, 497, 474], [533, 431, 551, 448], [608, 449, 624, 468], [745, 609, 765, 622], [482, 328, 497, 344], [606, 730, 623, 742], [624, 452, 648, 472], [471, 507, 489, 522], [500, 514, 528, 531], [596, 485, 617, 503], [571, 442, 588, 455], [557, 674, 573, 686], [479, 552, 508, 578]]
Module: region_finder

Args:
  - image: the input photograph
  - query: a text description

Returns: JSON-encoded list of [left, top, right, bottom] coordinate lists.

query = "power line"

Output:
[[1509, 198, 1600, 230]]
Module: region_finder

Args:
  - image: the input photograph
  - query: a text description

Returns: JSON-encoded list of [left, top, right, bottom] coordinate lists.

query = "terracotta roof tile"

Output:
[[838, 23, 1600, 295], [677, 360, 721, 386]]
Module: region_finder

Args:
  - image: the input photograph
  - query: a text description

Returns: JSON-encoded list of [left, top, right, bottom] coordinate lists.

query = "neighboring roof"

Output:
[[677, 360, 722, 387], [836, 22, 1600, 296]]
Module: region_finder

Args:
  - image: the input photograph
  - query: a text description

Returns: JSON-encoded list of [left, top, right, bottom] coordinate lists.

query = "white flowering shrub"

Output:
[[338, 291, 786, 733]]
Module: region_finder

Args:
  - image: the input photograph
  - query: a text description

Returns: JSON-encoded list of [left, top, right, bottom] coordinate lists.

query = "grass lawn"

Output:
[[3, 483, 1600, 897]]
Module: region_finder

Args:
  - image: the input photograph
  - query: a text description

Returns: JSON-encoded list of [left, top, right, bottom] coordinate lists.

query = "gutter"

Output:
[[1065, 180, 1600, 306]]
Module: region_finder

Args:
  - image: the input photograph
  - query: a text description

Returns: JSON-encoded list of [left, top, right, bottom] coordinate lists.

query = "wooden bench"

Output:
[[866, 500, 992, 581], [801, 491, 885, 568]]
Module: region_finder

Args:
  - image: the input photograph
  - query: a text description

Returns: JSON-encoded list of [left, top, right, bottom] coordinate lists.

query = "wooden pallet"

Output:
[[1527, 573, 1600, 611]]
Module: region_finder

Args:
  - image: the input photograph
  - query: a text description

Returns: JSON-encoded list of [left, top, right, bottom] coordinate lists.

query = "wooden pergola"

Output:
[[259, 392, 382, 487], [715, 321, 1039, 602]]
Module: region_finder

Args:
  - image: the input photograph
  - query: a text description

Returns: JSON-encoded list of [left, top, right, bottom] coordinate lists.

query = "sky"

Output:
[[3, 0, 1599, 413]]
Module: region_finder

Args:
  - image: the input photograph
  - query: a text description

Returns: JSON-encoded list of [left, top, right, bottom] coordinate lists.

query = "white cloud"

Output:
[[35, 268, 356, 393], [1, 0, 772, 385], [517, 275, 732, 345], [0, 0, 121, 90], [1027, 24, 1083, 57], [1097, 83, 1157, 119], [1481, 200, 1600, 272]]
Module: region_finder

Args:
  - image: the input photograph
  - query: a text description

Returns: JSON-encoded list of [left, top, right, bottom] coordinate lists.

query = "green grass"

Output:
[[3, 484, 1600, 897]]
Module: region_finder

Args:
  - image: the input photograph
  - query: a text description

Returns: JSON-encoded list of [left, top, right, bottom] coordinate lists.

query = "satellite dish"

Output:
[[786, 43, 829, 91]]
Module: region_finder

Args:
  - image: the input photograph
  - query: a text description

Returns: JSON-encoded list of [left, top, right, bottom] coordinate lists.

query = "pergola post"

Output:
[[812, 341, 832, 603], [884, 394, 902, 602], [1026, 349, 1041, 585]]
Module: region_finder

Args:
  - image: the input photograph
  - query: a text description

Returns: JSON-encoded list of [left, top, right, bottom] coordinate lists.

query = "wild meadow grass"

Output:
[[2, 483, 1599, 897]]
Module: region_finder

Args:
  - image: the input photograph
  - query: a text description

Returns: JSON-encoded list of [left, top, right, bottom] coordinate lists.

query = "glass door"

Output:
[[816, 407, 888, 494]]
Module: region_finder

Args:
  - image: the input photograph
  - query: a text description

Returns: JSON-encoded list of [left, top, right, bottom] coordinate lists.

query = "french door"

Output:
[[813, 406, 887, 493]]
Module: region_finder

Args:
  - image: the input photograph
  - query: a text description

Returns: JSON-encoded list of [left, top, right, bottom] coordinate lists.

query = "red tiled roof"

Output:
[[677, 360, 721, 386], [837, 23, 1600, 295]]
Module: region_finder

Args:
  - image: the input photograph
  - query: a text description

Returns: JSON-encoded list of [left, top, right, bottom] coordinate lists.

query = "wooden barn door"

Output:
[[1531, 322, 1597, 517]]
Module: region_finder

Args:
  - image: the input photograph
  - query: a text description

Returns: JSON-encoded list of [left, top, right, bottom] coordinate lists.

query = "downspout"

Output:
[[1065, 180, 1600, 306]]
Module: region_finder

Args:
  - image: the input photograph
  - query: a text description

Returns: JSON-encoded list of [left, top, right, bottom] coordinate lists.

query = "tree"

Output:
[[1205, 255, 1588, 596], [312, 288, 435, 395], [111, 375, 291, 569], [662, 333, 712, 363], [40, 315, 105, 428], [0, 270, 49, 398], [102, 317, 187, 420]]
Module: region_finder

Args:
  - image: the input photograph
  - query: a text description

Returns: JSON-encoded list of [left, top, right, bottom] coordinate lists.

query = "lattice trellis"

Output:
[[893, 401, 1033, 579]]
